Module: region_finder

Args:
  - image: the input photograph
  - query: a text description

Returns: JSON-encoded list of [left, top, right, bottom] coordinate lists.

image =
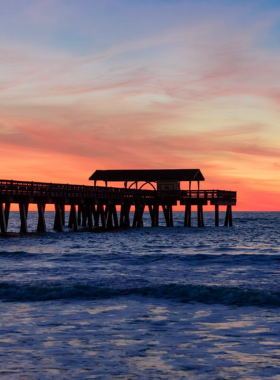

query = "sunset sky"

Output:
[[1, 0, 280, 210]]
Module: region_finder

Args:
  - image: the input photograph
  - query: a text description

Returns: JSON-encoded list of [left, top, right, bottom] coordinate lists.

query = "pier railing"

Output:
[[0, 179, 155, 200], [0, 179, 236, 203]]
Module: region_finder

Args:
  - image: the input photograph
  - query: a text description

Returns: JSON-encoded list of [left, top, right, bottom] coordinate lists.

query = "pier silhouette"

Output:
[[0, 169, 236, 234]]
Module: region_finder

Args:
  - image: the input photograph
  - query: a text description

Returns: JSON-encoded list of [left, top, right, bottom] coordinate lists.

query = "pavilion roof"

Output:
[[89, 169, 205, 182]]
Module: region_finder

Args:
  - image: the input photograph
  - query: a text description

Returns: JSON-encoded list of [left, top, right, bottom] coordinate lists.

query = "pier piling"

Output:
[[54, 204, 63, 232], [0, 203, 7, 233], [133, 203, 144, 227], [120, 204, 130, 228], [215, 205, 219, 227], [184, 204, 191, 227], [197, 205, 204, 227], [224, 205, 233, 227], [4, 203, 10, 230], [87, 205, 93, 231], [68, 205, 78, 232], [19, 203, 28, 233], [148, 204, 159, 227], [37, 203, 46, 232]]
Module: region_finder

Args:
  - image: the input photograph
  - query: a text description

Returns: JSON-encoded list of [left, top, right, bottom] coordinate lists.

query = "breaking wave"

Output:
[[1, 282, 280, 307]]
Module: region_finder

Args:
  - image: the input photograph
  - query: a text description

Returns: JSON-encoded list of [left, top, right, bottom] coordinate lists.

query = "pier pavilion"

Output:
[[89, 169, 205, 191], [0, 169, 236, 234]]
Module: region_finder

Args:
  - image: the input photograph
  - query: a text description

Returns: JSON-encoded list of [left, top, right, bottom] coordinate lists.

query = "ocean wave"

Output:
[[0, 251, 37, 258], [1, 282, 279, 307]]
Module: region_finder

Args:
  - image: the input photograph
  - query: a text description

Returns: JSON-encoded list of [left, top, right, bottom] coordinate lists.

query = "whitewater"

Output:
[[0, 211, 280, 379]]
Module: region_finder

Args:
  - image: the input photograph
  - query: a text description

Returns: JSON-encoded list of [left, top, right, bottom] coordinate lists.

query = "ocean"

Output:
[[0, 211, 280, 379]]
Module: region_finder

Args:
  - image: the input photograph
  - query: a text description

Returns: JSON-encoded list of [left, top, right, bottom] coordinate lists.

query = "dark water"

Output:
[[0, 211, 280, 379]]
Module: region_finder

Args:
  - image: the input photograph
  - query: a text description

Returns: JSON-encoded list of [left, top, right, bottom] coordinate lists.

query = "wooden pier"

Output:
[[0, 171, 236, 234]]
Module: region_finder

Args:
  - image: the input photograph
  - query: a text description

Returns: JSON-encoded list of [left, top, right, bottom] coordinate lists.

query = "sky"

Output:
[[0, 0, 280, 211]]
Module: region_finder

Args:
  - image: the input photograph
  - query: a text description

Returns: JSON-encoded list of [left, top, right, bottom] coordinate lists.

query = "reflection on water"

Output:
[[1, 212, 280, 379], [0, 299, 279, 379]]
